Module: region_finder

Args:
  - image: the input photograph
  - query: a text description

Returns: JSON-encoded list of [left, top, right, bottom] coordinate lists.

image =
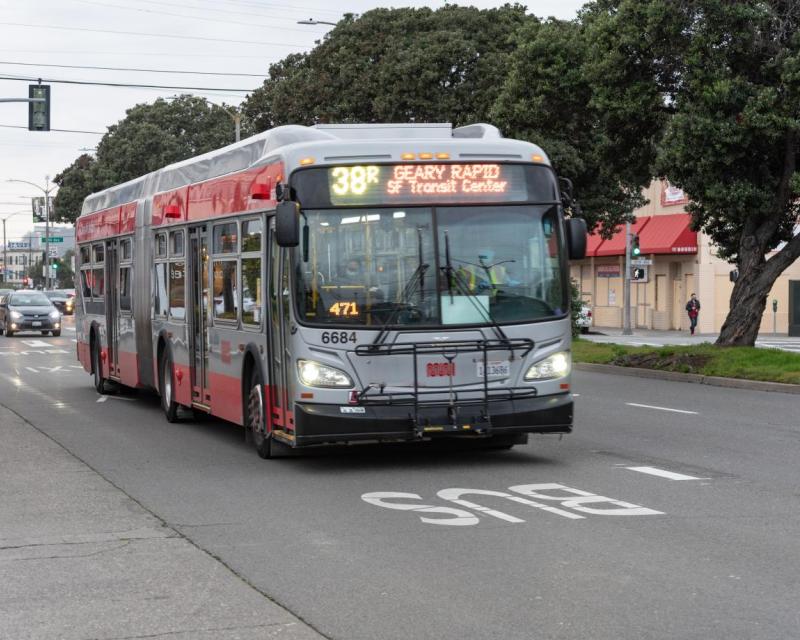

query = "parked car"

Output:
[[45, 290, 74, 315], [0, 290, 62, 337], [576, 303, 593, 334]]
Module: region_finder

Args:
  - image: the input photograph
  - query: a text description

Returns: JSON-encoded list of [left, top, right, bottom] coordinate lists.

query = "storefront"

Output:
[[570, 180, 800, 334]]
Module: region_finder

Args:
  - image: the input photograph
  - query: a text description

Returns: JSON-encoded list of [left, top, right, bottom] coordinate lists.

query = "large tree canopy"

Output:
[[587, 0, 800, 345], [492, 18, 645, 234], [53, 96, 243, 223], [242, 5, 533, 130]]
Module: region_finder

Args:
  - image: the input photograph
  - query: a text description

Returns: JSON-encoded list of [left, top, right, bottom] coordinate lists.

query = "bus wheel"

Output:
[[92, 341, 107, 394], [246, 369, 274, 459], [159, 350, 180, 423]]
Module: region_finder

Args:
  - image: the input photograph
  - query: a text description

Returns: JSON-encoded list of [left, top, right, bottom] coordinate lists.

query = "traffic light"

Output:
[[632, 267, 646, 281], [631, 234, 641, 256], [28, 84, 51, 131]]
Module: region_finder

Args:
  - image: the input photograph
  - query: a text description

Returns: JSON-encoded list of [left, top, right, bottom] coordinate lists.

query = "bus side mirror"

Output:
[[566, 218, 587, 260], [276, 201, 300, 247]]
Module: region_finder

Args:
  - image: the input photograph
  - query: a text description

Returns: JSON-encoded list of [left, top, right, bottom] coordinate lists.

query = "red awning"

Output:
[[638, 213, 697, 255], [585, 225, 605, 257], [594, 216, 652, 257]]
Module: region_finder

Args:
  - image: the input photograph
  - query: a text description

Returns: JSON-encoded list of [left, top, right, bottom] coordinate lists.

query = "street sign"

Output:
[[631, 258, 653, 266], [48, 247, 58, 258], [48, 237, 63, 243]]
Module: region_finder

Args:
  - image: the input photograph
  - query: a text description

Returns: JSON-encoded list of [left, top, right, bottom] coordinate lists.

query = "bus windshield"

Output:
[[295, 204, 566, 327]]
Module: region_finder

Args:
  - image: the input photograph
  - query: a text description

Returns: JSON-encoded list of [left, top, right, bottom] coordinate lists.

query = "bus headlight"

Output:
[[297, 359, 354, 388], [524, 351, 570, 381]]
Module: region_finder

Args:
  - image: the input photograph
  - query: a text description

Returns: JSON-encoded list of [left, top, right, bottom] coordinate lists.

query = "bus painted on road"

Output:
[[75, 122, 586, 457]]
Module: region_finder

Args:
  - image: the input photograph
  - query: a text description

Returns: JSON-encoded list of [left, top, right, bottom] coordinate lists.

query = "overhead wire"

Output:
[[0, 74, 255, 92], [0, 22, 310, 48], [70, 0, 336, 34], [0, 123, 105, 134], [0, 60, 267, 78]]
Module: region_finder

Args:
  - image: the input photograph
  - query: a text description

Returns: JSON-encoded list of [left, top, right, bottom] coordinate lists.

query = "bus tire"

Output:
[[245, 368, 274, 459], [92, 340, 107, 394], [159, 350, 180, 423]]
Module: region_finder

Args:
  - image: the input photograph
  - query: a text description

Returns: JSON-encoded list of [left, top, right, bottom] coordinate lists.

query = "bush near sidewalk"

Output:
[[572, 339, 800, 386]]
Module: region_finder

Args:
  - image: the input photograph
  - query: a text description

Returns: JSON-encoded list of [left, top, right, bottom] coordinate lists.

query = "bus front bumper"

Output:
[[290, 393, 573, 447]]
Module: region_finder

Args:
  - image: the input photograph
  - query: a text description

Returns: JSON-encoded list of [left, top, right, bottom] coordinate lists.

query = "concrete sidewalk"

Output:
[[583, 327, 800, 353], [0, 404, 324, 640]]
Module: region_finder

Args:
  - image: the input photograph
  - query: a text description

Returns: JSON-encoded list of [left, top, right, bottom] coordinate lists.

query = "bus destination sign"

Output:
[[327, 164, 529, 206]]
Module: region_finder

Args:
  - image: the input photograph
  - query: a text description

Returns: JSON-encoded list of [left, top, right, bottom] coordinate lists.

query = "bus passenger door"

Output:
[[266, 222, 294, 433], [189, 226, 210, 405], [105, 239, 120, 378]]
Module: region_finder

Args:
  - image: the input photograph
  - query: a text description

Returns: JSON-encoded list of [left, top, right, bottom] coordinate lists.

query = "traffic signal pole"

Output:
[[44, 178, 50, 289], [622, 221, 632, 335]]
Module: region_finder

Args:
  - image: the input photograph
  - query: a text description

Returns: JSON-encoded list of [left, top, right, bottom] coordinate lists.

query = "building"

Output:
[[570, 180, 800, 334], [0, 248, 32, 286]]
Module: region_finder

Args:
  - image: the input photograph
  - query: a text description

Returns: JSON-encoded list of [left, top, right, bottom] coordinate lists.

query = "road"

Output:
[[2, 317, 799, 640]]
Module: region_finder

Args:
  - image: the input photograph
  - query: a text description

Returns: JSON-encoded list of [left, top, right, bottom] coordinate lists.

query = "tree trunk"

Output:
[[715, 269, 770, 346], [716, 225, 800, 347]]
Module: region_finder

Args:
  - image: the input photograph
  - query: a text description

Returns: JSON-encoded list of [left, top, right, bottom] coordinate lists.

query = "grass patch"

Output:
[[572, 339, 800, 385]]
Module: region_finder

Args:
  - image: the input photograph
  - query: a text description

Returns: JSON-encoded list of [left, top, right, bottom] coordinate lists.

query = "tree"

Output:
[[583, 0, 800, 346], [491, 18, 650, 233], [243, 5, 533, 130], [53, 96, 245, 223]]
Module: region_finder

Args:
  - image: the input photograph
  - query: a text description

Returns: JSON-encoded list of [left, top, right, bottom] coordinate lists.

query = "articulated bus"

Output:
[[75, 122, 587, 458]]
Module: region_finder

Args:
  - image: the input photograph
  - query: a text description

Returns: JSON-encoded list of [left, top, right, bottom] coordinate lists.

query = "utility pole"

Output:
[[44, 175, 50, 289], [622, 221, 633, 335], [6, 177, 56, 289]]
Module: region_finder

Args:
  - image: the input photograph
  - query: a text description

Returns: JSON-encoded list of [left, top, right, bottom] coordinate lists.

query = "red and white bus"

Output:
[[75, 122, 586, 458]]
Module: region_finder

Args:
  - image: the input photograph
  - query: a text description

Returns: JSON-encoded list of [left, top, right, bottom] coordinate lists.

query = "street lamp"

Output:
[[297, 18, 338, 26], [1, 211, 30, 286], [6, 176, 57, 289]]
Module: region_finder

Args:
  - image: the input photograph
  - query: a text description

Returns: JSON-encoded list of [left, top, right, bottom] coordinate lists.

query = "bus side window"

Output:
[[119, 266, 133, 312], [169, 261, 185, 321], [154, 263, 168, 318]]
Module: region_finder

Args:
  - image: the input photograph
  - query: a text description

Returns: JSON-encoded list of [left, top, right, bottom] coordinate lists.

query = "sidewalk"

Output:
[[583, 327, 800, 353], [0, 404, 324, 640]]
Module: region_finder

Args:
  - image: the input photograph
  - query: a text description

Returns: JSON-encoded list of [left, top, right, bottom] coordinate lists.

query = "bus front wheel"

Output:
[[159, 350, 180, 423]]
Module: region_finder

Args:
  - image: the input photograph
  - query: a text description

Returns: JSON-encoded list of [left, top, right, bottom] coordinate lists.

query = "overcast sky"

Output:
[[0, 0, 586, 241]]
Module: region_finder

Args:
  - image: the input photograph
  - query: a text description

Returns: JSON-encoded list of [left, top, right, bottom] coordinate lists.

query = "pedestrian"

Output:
[[685, 293, 701, 335]]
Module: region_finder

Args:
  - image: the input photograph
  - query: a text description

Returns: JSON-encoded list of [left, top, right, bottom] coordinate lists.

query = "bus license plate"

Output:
[[32, 321, 42, 327], [478, 360, 509, 377]]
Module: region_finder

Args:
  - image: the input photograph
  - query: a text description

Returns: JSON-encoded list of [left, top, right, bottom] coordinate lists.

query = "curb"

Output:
[[574, 362, 800, 395]]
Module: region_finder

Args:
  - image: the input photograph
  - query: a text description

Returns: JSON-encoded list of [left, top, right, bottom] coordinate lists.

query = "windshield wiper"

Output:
[[439, 232, 509, 344], [370, 262, 430, 348]]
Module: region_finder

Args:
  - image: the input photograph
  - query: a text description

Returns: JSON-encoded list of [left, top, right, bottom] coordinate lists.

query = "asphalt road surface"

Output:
[[2, 317, 798, 640]]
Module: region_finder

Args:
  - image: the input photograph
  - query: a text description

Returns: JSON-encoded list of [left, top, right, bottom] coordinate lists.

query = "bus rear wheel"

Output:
[[246, 369, 275, 459], [92, 340, 107, 394], [159, 350, 180, 423]]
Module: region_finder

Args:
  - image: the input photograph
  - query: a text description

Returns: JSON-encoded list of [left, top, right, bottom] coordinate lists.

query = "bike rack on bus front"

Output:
[[353, 338, 536, 439]]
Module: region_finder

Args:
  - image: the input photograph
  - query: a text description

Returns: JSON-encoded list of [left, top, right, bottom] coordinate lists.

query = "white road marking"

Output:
[[25, 367, 37, 373], [22, 340, 50, 347], [626, 402, 698, 415], [572, 393, 580, 397], [626, 466, 706, 481], [96, 396, 108, 403], [48, 366, 63, 373]]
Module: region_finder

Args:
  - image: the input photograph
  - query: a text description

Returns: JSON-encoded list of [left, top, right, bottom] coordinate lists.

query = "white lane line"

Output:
[[25, 366, 38, 373], [626, 466, 706, 481], [22, 340, 50, 347], [626, 402, 698, 415]]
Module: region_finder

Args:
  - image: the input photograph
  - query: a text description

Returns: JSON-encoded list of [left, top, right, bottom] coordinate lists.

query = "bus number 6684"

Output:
[[321, 331, 357, 345]]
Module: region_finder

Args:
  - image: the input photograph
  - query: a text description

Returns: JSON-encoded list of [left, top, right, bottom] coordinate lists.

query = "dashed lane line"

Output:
[[625, 466, 707, 481], [626, 402, 698, 415]]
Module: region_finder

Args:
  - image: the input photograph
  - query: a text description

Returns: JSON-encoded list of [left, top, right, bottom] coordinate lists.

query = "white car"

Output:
[[576, 304, 592, 334]]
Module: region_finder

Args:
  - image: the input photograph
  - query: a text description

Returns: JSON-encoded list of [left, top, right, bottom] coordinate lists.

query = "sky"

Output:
[[0, 0, 586, 242]]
